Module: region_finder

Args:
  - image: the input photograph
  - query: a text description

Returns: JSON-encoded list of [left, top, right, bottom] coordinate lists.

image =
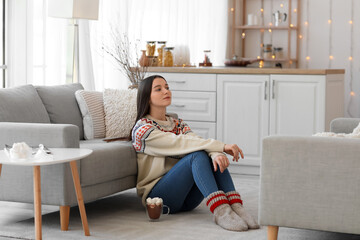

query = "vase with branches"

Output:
[[102, 27, 148, 89]]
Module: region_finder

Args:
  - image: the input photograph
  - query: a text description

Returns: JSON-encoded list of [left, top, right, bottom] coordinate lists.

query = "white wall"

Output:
[[234, 0, 360, 117]]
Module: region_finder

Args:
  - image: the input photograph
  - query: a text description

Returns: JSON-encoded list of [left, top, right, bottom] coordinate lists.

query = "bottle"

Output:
[[163, 47, 174, 67], [157, 41, 166, 66], [146, 41, 156, 56]]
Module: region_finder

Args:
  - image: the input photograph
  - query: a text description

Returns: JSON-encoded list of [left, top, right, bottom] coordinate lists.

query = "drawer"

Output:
[[167, 91, 216, 122], [150, 72, 216, 91], [186, 121, 216, 139]]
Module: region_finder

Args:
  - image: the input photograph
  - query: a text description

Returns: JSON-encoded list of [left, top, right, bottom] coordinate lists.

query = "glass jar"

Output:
[[263, 44, 272, 59], [157, 41, 166, 66], [273, 47, 284, 59], [146, 41, 156, 56], [163, 47, 174, 67]]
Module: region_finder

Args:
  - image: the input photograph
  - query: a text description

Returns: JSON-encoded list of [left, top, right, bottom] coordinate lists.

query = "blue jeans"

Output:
[[148, 151, 236, 213]]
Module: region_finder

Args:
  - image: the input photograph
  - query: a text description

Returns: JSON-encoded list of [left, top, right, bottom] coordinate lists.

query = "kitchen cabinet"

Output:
[[217, 73, 344, 174], [150, 72, 217, 139], [148, 68, 344, 175]]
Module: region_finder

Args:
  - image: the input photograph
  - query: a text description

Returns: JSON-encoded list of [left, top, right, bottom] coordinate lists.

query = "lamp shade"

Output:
[[48, 0, 99, 20]]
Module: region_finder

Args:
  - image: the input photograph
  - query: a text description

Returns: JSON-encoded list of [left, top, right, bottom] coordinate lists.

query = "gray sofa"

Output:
[[0, 83, 137, 230], [259, 118, 360, 239]]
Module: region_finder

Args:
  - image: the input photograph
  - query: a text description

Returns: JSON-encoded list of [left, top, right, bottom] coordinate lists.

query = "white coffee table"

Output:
[[0, 148, 93, 240]]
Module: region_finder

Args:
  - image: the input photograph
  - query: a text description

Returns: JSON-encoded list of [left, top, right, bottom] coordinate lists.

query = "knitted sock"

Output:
[[226, 191, 260, 229], [206, 191, 248, 231]]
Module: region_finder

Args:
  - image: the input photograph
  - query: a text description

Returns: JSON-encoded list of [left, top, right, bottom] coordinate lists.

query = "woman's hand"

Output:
[[213, 155, 230, 173], [224, 144, 244, 162]]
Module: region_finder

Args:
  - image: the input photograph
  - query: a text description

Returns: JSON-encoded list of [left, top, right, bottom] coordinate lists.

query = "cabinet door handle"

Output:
[[264, 81, 268, 100], [170, 81, 186, 83], [174, 104, 185, 108], [272, 80, 275, 99]]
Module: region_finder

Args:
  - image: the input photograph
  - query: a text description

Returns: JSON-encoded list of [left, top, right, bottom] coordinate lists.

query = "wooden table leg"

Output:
[[60, 206, 70, 231], [268, 225, 279, 240], [69, 161, 90, 236], [33, 166, 42, 240], [0, 164, 2, 177]]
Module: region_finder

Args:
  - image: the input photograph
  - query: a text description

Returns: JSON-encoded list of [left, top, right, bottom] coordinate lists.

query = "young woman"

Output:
[[131, 75, 259, 231]]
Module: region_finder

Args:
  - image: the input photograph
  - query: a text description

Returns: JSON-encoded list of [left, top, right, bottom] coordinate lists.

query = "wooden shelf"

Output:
[[235, 25, 298, 30], [231, 0, 300, 68], [262, 58, 298, 62]]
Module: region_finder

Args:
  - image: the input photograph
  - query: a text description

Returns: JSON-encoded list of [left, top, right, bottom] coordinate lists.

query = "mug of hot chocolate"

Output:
[[146, 197, 170, 221]]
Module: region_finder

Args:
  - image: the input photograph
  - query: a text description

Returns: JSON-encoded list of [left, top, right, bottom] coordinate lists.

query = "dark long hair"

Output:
[[129, 75, 166, 140]]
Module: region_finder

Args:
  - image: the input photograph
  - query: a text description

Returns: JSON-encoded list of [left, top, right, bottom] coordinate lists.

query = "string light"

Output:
[[294, 8, 297, 13], [269, 22, 273, 26], [268, 29, 272, 33], [242, 33, 246, 39], [260, 8, 264, 13], [347, 0, 355, 117], [328, 0, 333, 68], [299, 35, 303, 39], [230, 8, 234, 12], [290, 24, 294, 28], [305, 0, 310, 68], [280, 3, 284, 8]]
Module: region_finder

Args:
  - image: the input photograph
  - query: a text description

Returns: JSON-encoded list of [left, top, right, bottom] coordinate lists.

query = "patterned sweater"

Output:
[[132, 114, 225, 205]]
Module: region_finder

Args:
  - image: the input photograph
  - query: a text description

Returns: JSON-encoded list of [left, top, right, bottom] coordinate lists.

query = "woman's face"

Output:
[[149, 77, 172, 108]]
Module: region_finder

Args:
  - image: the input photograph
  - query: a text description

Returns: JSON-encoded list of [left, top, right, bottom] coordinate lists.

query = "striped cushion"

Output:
[[75, 90, 106, 139]]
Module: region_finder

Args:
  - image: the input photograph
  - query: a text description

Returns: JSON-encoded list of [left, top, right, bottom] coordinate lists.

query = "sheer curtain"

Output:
[[7, 0, 95, 89], [90, 0, 229, 90], [7, 0, 228, 90]]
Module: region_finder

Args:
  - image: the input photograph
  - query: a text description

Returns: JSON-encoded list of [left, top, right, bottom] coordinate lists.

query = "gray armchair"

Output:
[[259, 118, 360, 240]]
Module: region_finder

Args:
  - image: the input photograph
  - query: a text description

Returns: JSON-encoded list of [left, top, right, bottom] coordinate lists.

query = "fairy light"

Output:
[[290, 24, 294, 28], [293, 8, 297, 13], [242, 33, 246, 39], [299, 35, 303, 39], [328, 0, 333, 68], [269, 22, 273, 26], [257, 56, 261, 59], [268, 29, 272, 33], [230, 8, 234, 12], [272, 55, 275, 59], [260, 8, 264, 13], [305, 0, 310, 68], [280, 3, 284, 8], [347, 0, 355, 117]]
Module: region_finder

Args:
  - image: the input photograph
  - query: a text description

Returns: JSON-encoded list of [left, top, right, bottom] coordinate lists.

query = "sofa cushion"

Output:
[[36, 83, 84, 139], [0, 85, 50, 123], [75, 90, 106, 140], [103, 88, 137, 138], [79, 139, 137, 187]]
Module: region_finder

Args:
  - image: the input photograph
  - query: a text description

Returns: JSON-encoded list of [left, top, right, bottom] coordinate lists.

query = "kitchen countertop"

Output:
[[147, 67, 345, 75]]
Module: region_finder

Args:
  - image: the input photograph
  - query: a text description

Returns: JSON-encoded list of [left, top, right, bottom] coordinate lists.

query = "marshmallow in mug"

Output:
[[9, 142, 32, 159], [146, 197, 163, 206]]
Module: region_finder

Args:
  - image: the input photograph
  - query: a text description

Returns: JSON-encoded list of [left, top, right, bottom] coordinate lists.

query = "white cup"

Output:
[[247, 14, 258, 26]]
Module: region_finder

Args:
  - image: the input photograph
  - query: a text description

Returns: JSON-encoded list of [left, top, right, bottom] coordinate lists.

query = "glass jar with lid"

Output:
[[157, 41, 166, 66], [273, 47, 284, 59], [146, 41, 156, 56], [263, 44, 272, 59], [163, 47, 174, 67]]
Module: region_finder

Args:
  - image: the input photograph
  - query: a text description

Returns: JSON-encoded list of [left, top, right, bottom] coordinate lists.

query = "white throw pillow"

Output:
[[103, 89, 137, 138], [75, 90, 106, 139]]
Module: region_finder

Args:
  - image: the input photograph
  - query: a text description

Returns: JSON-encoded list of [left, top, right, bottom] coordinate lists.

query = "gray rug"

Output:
[[0, 175, 359, 240]]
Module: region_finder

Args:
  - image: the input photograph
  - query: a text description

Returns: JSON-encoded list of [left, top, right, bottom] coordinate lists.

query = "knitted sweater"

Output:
[[132, 114, 225, 205]]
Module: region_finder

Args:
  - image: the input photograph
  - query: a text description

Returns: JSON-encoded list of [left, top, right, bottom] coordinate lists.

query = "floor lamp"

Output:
[[48, 0, 99, 83]]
